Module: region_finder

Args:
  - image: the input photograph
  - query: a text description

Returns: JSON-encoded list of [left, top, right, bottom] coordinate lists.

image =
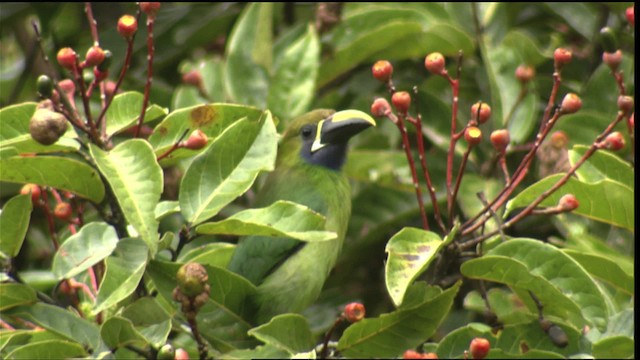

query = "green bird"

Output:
[[227, 109, 375, 324]]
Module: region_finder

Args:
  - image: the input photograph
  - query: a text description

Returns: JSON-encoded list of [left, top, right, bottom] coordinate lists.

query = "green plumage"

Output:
[[227, 109, 375, 324]]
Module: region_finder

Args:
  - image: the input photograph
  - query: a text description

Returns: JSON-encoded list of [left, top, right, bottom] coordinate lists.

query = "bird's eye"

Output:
[[301, 126, 314, 139]]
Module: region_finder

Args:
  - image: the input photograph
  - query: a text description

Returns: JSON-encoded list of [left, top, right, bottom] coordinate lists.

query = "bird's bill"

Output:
[[311, 110, 376, 153]]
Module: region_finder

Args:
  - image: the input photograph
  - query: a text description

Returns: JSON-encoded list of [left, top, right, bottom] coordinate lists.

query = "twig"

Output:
[[135, 15, 156, 138]]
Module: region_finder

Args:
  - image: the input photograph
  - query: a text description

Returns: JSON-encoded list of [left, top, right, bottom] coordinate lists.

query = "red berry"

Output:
[[140, 2, 161, 17], [469, 337, 490, 360], [105, 81, 117, 98], [422, 353, 439, 359], [490, 129, 510, 153], [56, 47, 77, 70], [424, 52, 446, 75], [626, 6, 634, 27], [54, 202, 73, 221], [617, 95, 634, 115], [558, 194, 579, 211], [84, 46, 106, 67], [58, 79, 76, 95], [343, 302, 365, 323], [603, 131, 625, 151], [550, 131, 569, 149], [464, 126, 482, 146], [174, 348, 189, 360], [629, 113, 634, 128], [553, 48, 572, 68], [471, 101, 491, 124], [402, 350, 424, 359], [20, 184, 41, 204], [515, 64, 535, 84], [183, 129, 208, 150], [93, 68, 109, 83], [117, 15, 138, 39], [372, 60, 393, 82], [371, 98, 391, 117], [391, 91, 411, 114], [182, 70, 203, 87], [560, 93, 582, 114], [602, 50, 623, 71]]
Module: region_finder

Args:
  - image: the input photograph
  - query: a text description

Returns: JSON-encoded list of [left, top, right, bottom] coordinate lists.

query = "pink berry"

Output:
[[515, 64, 535, 84], [553, 48, 573, 68], [469, 337, 490, 360], [471, 101, 491, 124], [391, 91, 411, 114], [343, 302, 365, 323], [117, 15, 138, 39], [626, 6, 634, 26], [560, 93, 582, 114], [602, 50, 623, 71], [464, 126, 482, 146], [490, 129, 510, 153], [84, 46, 106, 67], [372, 60, 394, 82], [56, 47, 77, 70], [183, 130, 208, 150], [424, 52, 446, 75], [558, 194, 579, 211], [371, 98, 391, 117], [603, 131, 625, 151]]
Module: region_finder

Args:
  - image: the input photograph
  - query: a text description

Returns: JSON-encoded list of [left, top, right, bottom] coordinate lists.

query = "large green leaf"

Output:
[[178, 243, 236, 269], [494, 320, 583, 357], [384, 227, 448, 307], [145, 260, 257, 352], [196, 200, 336, 242], [51, 222, 119, 279], [562, 250, 634, 296], [0, 194, 32, 258], [436, 323, 494, 359], [569, 145, 634, 188], [100, 316, 148, 350], [247, 314, 315, 354], [592, 336, 634, 359], [505, 174, 634, 232], [90, 139, 163, 255], [3, 339, 88, 359], [148, 103, 263, 162], [0, 283, 37, 311], [337, 281, 460, 358], [0, 102, 79, 154], [104, 91, 167, 137], [7, 303, 101, 350], [267, 24, 319, 121], [121, 297, 172, 348], [0, 156, 105, 203], [93, 238, 149, 314], [461, 239, 608, 331], [179, 111, 278, 225], [224, 2, 273, 108]]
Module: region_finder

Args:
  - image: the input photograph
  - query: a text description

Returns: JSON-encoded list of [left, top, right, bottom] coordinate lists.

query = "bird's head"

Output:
[[280, 109, 376, 170]]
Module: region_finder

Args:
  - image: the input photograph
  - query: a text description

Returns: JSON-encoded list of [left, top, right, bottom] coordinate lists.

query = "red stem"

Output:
[[449, 145, 472, 222], [460, 111, 626, 249], [135, 17, 155, 138], [391, 113, 430, 230], [444, 73, 460, 228]]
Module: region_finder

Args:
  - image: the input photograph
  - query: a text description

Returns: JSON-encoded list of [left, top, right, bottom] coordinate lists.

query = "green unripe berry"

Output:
[[36, 75, 53, 98]]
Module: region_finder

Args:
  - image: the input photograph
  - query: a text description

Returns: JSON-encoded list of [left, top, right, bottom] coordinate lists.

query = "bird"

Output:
[[227, 108, 375, 325]]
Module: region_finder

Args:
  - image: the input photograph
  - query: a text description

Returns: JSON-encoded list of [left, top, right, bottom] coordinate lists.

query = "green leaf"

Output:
[[145, 260, 257, 351], [105, 91, 167, 137], [93, 238, 149, 314], [52, 222, 119, 279], [0, 102, 79, 154], [100, 316, 148, 350], [222, 344, 290, 359], [592, 336, 634, 359], [505, 174, 634, 232], [4, 339, 87, 359], [569, 145, 634, 188], [247, 314, 315, 354], [436, 323, 494, 359], [155, 200, 180, 220], [148, 104, 263, 165], [384, 227, 447, 307], [461, 239, 608, 331], [562, 249, 634, 296], [0, 283, 37, 311], [178, 243, 236, 268], [494, 320, 583, 357], [90, 139, 163, 255], [267, 24, 319, 120], [0, 156, 105, 203], [337, 281, 460, 358], [7, 303, 101, 349], [544, 3, 597, 40], [224, 2, 273, 108], [463, 288, 533, 325], [179, 111, 278, 225], [121, 297, 172, 348], [0, 194, 32, 258], [196, 200, 336, 242]]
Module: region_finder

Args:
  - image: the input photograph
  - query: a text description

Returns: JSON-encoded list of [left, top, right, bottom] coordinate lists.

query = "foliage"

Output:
[[0, 2, 634, 359]]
